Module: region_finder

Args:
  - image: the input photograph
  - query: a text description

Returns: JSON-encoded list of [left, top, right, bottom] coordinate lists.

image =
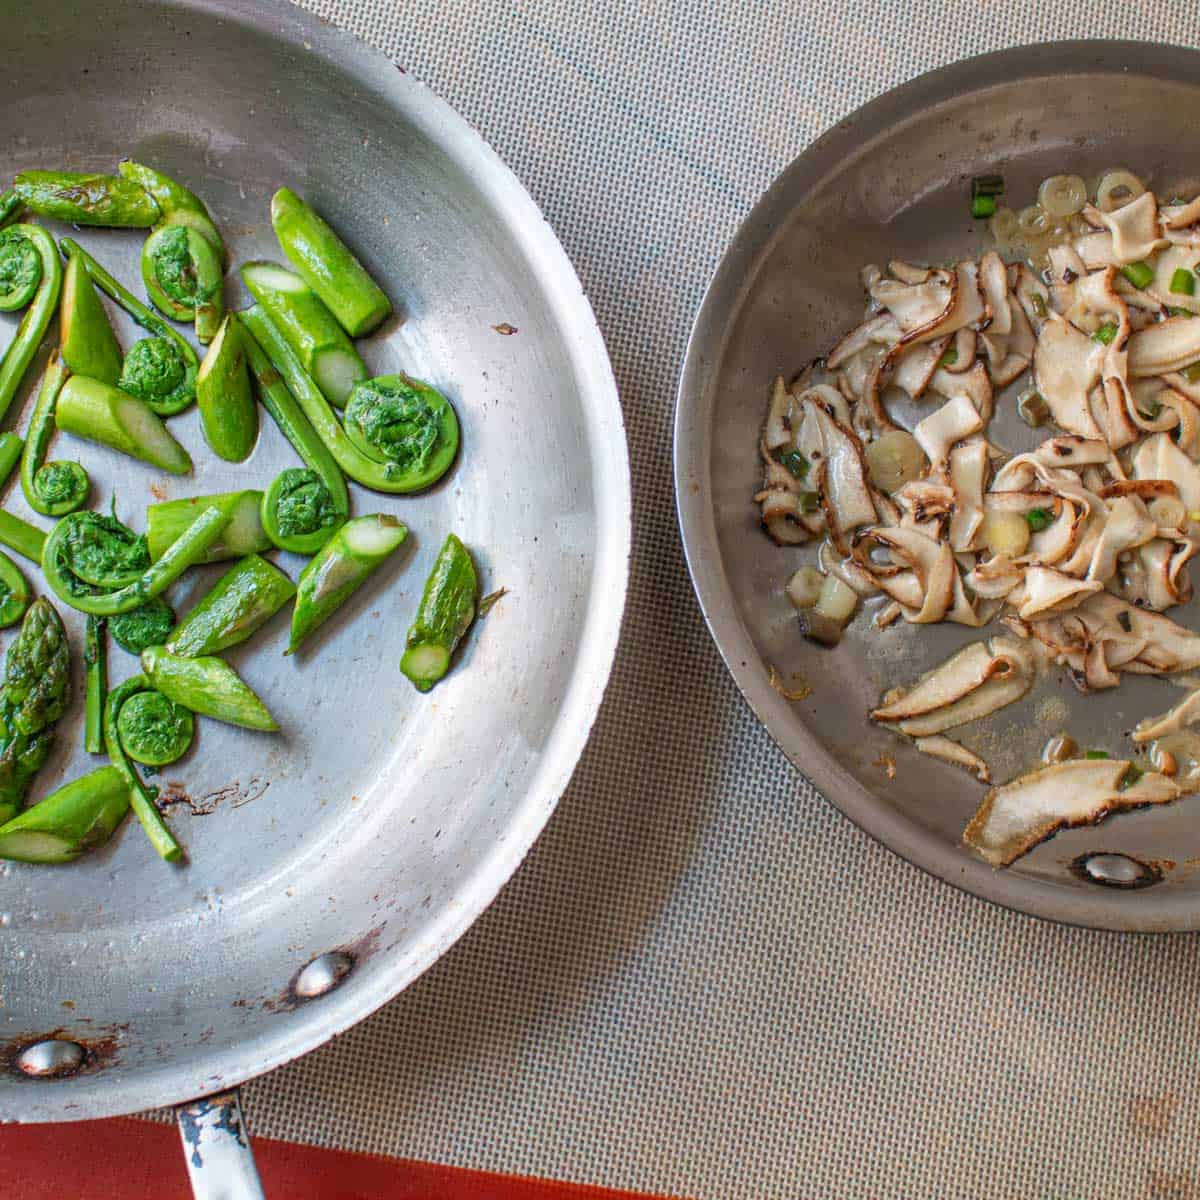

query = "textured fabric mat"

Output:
[[159, 4, 1200, 1197]]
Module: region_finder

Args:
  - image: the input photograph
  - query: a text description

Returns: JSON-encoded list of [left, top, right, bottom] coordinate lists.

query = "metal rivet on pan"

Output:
[[1072, 852, 1162, 890], [15, 1038, 85, 1078], [293, 950, 354, 999]]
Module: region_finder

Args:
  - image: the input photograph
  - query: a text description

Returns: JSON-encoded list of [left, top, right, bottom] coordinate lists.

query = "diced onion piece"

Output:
[[979, 510, 1031, 558], [1038, 175, 1087, 218], [1096, 169, 1146, 213], [814, 573, 857, 625], [1150, 495, 1187, 529], [785, 566, 824, 611], [1017, 388, 1049, 427], [864, 430, 925, 493]]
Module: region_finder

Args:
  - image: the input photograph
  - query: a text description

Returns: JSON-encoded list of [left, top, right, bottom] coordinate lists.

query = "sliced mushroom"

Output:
[[1081, 192, 1166, 264], [870, 641, 997, 721], [889, 260, 933, 285], [1013, 566, 1102, 619], [1033, 315, 1104, 438], [979, 251, 1011, 335], [964, 758, 1179, 866], [1161, 196, 1200, 230], [948, 440, 989, 551], [794, 389, 877, 545], [1086, 495, 1157, 583], [914, 735, 992, 783], [826, 313, 900, 370], [1132, 431, 1200, 510], [891, 337, 947, 400], [965, 553, 1024, 599], [1032, 436, 1110, 468], [928, 360, 994, 424], [1127, 316, 1200, 377], [941, 327, 977, 373], [914, 393, 983, 469], [1146, 245, 1200, 315], [1133, 686, 1200, 743], [870, 268, 955, 337]]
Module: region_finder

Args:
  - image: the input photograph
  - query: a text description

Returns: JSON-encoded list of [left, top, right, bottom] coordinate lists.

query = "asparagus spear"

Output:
[[400, 534, 478, 691], [56, 376, 192, 475], [288, 514, 408, 653], [241, 260, 366, 407], [0, 599, 71, 823], [141, 225, 225, 343], [12, 170, 159, 227], [271, 186, 391, 336], [109, 597, 175, 654], [0, 553, 30, 630], [238, 313, 348, 551], [240, 306, 459, 494], [118, 160, 226, 264], [168, 554, 296, 657], [116, 690, 194, 766], [141, 645, 278, 732], [104, 674, 181, 861], [59, 239, 198, 415], [196, 315, 257, 462], [59, 249, 122, 385], [0, 766, 130, 863], [0, 224, 63, 424], [147, 491, 270, 564], [21, 352, 88, 517], [42, 505, 230, 616], [84, 616, 106, 754]]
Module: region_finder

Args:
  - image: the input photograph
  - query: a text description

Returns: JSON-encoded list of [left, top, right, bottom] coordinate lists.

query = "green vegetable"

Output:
[[1171, 267, 1196, 297], [288, 514, 408, 653], [109, 597, 175, 655], [56, 376, 192, 475], [0, 553, 30, 629], [147, 490, 270, 564], [1084, 749, 1110, 760], [141, 224, 225, 343], [972, 174, 1004, 197], [116, 690, 193, 766], [0, 766, 129, 864], [59, 249, 122, 385], [141, 645, 278, 732], [12, 170, 159, 227], [238, 314, 349, 550], [1185, 361, 1200, 384], [21, 352, 88, 517], [400, 534, 478, 692], [117, 160, 226, 264], [270, 186, 392, 336], [242, 306, 459, 493], [0, 432, 22, 485], [1031, 292, 1048, 319], [797, 491, 820, 513], [196, 315, 257, 462], [59, 239, 198, 415], [0, 189, 21, 229], [262, 468, 340, 555], [0, 599, 71, 823], [971, 194, 997, 219], [939, 346, 959, 367], [0, 227, 41, 310], [1025, 507, 1053, 532], [103, 673, 181, 861], [778, 449, 808, 480], [1092, 322, 1118, 345], [84, 616, 106, 754], [1169, 307, 1194, 318], [168, 554, 295, 657], [42, 504, 230, 616], [240, 260, 366, 407], [1120, 261, 1155, 290], [0, 510, 46, 564], [48, 512, 148, 589], [0, 224, 63, 425]]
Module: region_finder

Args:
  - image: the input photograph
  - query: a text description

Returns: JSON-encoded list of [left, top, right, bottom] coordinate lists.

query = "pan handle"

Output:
[[176, 1088, 265, 1200]]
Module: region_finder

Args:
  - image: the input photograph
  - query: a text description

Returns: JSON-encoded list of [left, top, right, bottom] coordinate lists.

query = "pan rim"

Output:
[[7, 0, 631, 1120], [673, 38, 1200, 934]]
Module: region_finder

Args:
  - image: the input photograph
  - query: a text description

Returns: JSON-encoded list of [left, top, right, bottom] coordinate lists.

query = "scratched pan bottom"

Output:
[[0, 0, 629, 1119], [676, 41, 1200, 931]]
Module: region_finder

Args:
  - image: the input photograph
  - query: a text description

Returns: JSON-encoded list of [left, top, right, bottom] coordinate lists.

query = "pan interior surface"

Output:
[[676, 42, 1200, 931], [0, 0, 628, 1118]]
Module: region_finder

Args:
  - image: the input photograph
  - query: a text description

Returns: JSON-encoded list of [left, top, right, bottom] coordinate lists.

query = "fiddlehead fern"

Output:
[[0, 224, 62, 425], [21, 351, 88, 517]]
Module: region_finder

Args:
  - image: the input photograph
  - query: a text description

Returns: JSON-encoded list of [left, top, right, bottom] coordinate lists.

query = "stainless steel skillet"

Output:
[[676, 41, 1200, 933], [0, 0, 630, 1190]]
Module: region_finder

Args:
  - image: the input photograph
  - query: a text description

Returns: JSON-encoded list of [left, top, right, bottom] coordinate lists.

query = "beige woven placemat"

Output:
[[217, 4, 1200, 1196]]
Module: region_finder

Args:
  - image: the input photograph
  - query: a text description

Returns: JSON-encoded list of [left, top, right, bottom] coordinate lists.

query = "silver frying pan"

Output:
[[676, 41, 1200, 933], [0, 0, 630, 1192]]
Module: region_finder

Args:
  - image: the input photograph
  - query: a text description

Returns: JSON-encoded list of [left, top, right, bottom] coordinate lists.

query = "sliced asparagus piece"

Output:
[[118, 159, 226, 261], [84, 616, 106, 754], [56, 376, 192, 475], [168, 554, 296, 657], [141, 645, 278, 732], [59, 249, 122, 385], [401, 534, 478, 691], [0, 766, 130, 863], [0, 553, 29, 629], [271, 186, 391, 336], [196, 315, 257, 462], [147, 490, 270, 564]]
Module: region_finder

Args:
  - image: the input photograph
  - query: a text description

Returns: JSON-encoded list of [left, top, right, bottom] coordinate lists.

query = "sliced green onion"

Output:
[[971, 194, 997, 220], [1084, 749, 1110, 760], [1031, 292, 1048, 319], [1185, 361, 1200, 383], [1120, 261, 1155, 290], [972, 174, 1005, 197], [1169, 307, 1195, 318], [778, 448, 809, 480], [1120, 763, 1144, 789], [797, 491, 820, 513], [1171, 267, 1196, 296], [939, 346, 959, 367], [1092, 322, 1119, 345], [1025, 507, 1053, 532]]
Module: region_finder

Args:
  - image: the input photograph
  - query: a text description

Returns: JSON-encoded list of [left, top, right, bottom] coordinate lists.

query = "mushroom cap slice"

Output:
[[1127, 316, 1200, 377], [914, 393, 983, 469], [870, 641, 996, 721], [1132, 432, 1200, 510], [964, 758, 1179, 866], [1133, 686, 1200, 744], [1033, 315, 1104, 438], [914, 735, 991, 783]]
